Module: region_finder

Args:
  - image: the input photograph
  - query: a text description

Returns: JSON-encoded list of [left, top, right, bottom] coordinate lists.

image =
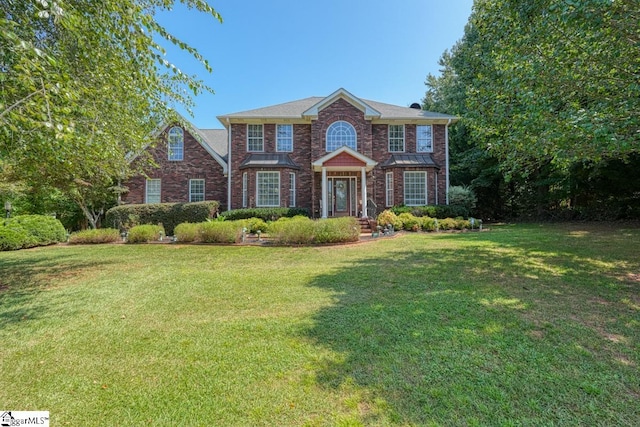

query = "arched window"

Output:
[[326, 121, 356, 152], [168, 127, 184, 161]]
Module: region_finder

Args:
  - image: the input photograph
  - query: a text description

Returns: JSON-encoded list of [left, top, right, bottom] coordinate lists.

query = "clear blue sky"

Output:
[[156, 0, 474, 129]]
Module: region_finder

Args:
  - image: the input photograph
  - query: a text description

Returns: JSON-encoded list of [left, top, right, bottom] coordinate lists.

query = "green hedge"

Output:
[[267, 216, 359, 245], [69, 228, 121, 244], [126, 224, 165, 244], [105, 201, 219, 236], [390, 205, 469, 219], [0, 215, 66, 251], [220, 207, 309, 221]]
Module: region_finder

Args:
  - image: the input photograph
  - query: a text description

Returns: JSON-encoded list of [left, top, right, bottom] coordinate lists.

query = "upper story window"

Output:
[[247, 124, 264, 152], [276, 124, 293, 152], [388, 125, 405, 152], [326, 121, 356, 152], [168, 127, 184, 161], [417, 125, 433, 152]]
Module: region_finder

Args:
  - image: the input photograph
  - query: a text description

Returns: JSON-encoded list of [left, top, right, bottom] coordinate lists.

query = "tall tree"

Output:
[[454, 0, 639, 174], [1, 0, 222, 226]]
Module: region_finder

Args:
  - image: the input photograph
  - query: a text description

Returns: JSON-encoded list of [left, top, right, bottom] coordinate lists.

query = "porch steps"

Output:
[[358, 217, 373, 234]]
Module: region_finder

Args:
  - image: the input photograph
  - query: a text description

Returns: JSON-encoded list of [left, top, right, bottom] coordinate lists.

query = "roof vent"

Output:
[[410, 103, 422, 110]]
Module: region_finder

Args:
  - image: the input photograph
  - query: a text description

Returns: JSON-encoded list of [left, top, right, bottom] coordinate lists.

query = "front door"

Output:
[[329, 178, 357, 217]]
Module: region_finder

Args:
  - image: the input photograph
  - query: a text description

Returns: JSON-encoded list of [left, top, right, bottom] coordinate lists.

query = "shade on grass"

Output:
[[0, 223, 639, 425]]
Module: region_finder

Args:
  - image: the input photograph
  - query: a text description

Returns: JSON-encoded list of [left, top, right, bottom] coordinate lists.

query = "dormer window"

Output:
[[326, 121, 356, 152], [168, 127, 184, 161]]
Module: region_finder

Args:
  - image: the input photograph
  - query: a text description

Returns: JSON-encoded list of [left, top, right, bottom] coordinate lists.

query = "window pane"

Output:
[[242, 172, 248, 208], [168, 127, 184, 161], [388, 125, 405, 152], [189, 179, 205, 202], [326, 121, 356, 151], [248, 124, 264, 151], [146, 179, 161, 204], [386, 172, 394, 206], [277, 124, 293, 152], [417, 125, 433, 152], [257, 172, 280, 207], [404, 172, 426, 206], [289, 172, 296, 207]]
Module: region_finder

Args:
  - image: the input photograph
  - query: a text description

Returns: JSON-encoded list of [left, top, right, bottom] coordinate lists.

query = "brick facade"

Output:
[[124, 90, 455, 218], [123, 124, 227, 208]]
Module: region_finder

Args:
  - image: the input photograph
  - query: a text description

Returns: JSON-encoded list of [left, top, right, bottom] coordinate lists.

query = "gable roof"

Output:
[[312, 146, 377, 172], [217, 88, 458, 126], [302, 88, 381, 120], [146, 112, 228, 174]]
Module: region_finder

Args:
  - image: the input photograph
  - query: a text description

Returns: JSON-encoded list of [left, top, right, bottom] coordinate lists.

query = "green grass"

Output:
[[1, 223, 639, 426]]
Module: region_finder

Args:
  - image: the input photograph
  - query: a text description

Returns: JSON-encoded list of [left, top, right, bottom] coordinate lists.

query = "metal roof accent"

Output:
[[380, 153, 441, 169], [238, 153, 301, 170]]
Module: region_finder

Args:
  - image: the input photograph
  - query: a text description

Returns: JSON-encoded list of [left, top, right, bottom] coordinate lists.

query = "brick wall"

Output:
[[122, 124, 227, 208]]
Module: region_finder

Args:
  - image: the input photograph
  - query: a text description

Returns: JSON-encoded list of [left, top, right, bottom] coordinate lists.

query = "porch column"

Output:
[[361, 167, 367, 218], [321, 167, 328, 218]]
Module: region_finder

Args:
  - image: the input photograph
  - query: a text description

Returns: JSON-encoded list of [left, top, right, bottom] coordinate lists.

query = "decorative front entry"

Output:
[[328, 177, 357, 217]]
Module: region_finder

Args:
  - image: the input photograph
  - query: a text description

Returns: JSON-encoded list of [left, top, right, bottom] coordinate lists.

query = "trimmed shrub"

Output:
[[314, 217, 360, 244], [391, 205, 469, 219], [377, 210, 402, 230], [455, 218, 471, 230], [0, 215, 66, 250], [199, 221, 241, 243], [397, 213, 421, 231], [69, 228, 120, 244], [268, 216, 360, 245], [267, 216, 315, 244], [126, 224, 164, 244], [5, 215, 66, 245], [105, 201, 219, 236], [174, 222, 200, 243], [420, 216, 437, 231], [0, 226, 36, 251], [241, 217, 268, 234], [437, 218, 457, 230], [221, 207, 309, 221]]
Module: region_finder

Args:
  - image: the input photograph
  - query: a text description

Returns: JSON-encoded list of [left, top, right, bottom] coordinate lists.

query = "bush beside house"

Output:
[[105, 201, 219, 236], [0, 215, 67, 251]]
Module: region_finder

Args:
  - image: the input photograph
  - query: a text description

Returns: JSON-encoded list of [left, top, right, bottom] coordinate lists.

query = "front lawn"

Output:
[[0, 224, 638, 425]]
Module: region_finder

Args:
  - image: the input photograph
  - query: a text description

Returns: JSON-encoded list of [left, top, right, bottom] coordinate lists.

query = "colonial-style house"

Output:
[[123, 88, 458, 218]]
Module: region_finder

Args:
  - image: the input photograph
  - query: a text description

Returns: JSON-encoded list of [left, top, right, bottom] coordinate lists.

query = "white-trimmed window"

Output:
[[247, 124, 264, 152], [189, 179, 205, 202], [145, 179, 161, 204], [417, 125, 433, 152], [326, 121, 356, 152], [277, 124, 293, 152], [256, 171, 280, 207], [385, 172, 394, 207], [404, 171, 427, 206], [388, 125, 405, 152], [242, 172, 248, 208], [168, 127, 184, 161], [289, 172, 296, 207]]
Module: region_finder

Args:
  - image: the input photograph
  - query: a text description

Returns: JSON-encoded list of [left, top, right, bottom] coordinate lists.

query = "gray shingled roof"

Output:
[[218, 95, 457, 121], [239, 153, 301, 170], [199, 129, 228, 158], [380, 153, 441, 169]]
